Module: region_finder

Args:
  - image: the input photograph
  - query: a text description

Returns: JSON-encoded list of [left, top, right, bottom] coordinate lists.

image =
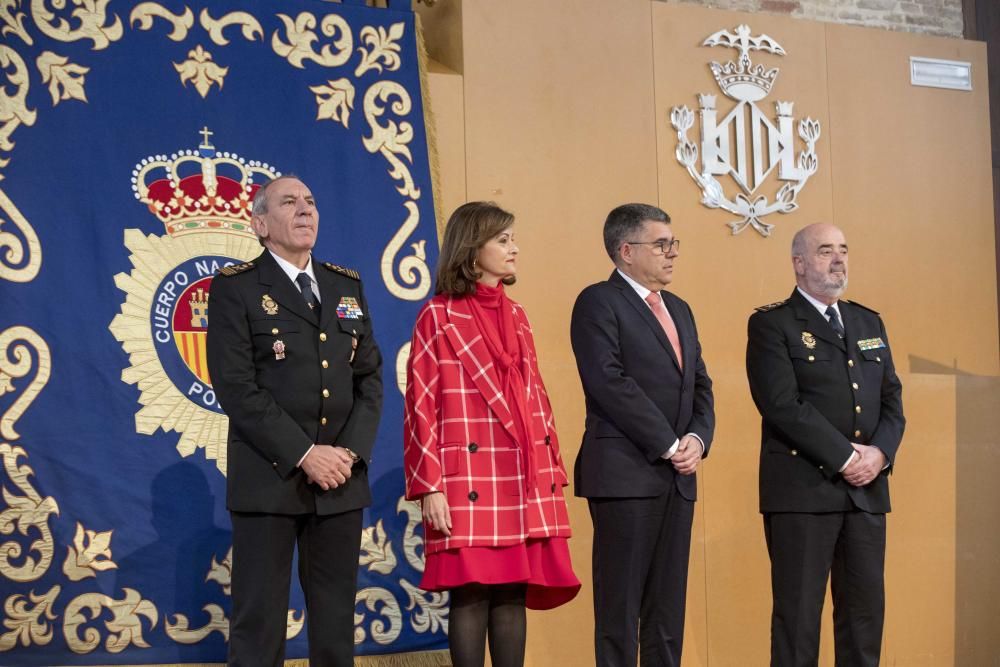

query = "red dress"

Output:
[[405, 283, 579, 610]]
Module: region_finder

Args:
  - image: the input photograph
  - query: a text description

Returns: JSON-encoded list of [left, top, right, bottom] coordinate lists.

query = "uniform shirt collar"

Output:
[[269, 249, 319, 300], [797, 286, 841, 321]]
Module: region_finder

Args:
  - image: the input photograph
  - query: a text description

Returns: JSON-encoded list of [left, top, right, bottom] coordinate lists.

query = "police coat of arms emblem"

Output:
[[670, 25, 821, 237], [109, 130, 279, 474]]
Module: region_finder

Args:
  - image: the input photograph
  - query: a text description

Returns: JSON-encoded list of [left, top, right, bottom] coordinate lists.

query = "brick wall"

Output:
[[658, 0, 964, 38]]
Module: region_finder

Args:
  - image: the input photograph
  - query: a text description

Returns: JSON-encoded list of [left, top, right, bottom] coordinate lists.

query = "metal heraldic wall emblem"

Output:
[[109, 130, 279, 474], [670, 24, 821, 236]]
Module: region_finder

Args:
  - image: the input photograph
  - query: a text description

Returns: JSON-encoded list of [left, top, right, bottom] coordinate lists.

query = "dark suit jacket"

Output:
[[571, 270, 715, 500], [746, 288, 905, 514], [206, 250, 383, 515]]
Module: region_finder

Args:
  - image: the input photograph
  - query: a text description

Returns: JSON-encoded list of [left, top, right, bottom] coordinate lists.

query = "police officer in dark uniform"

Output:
[[746, 223, 904, 667], [207, 175, 383, 666]]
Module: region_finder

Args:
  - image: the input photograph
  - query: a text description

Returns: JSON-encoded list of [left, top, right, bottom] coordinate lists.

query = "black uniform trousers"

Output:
[[228, 509, 363, 667], [589, 483, 694, 667], [764, 510, 886, 667]]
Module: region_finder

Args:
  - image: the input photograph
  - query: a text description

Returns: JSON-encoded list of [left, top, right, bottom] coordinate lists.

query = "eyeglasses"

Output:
[[625, 239, 680, 255]]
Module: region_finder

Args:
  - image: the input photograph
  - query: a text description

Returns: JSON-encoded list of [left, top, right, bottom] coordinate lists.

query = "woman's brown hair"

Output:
[[435, 201, 516, 295]]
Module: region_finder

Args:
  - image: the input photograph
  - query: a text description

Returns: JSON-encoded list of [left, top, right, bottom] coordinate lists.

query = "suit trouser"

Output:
[[228, 509, 363, 667], [589, 484, 694, 667], [764, 510, 886, 667]]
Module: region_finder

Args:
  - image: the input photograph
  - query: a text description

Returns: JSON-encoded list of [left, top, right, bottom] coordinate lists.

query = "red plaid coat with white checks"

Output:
[[403, 293, 572, 553]]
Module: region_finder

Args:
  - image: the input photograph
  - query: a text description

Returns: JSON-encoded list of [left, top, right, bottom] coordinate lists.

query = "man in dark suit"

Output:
[[571, 203, 715, 667], [207, 175, 383, 666], [746, 223, 905, 667]]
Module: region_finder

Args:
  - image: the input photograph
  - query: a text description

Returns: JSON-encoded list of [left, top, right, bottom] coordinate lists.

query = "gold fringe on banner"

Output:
[[355, 649, 452, 666], [81, 650, 452, 667], [415, 12, 447, 244]]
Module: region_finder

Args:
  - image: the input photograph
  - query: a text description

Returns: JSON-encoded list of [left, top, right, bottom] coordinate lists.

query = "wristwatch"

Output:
[[343, 447, 361, 464]]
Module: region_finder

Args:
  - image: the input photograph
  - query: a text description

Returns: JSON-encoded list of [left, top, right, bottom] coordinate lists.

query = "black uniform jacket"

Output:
[[571, 271, 715, 500], [746, 288, 905, 514], [207, 250, 383, 515]]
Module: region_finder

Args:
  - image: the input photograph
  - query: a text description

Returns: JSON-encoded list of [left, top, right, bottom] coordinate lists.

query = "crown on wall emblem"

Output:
[[131, 127, 280, 238], [704, 24, 785, 103]]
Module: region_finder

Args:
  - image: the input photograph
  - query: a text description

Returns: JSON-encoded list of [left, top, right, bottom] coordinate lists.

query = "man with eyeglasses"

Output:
[[746, 223, 905, 667], [570, 203, 715, 666]]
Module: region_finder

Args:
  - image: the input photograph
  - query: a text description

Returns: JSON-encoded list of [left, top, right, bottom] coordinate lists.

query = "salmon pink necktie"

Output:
[[645, 292, 683, 369]]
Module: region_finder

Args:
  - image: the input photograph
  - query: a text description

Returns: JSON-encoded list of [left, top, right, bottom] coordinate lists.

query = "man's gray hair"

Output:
[[251, 174, 299, 218], [603, 203, 671, 263]]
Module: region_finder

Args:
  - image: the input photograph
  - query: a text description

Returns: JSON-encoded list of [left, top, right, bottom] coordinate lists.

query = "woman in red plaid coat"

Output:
[[403, 202, 579, 667]]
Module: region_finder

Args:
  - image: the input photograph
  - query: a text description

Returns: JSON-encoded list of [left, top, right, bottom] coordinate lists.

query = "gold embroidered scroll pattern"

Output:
[[0, 585, 60, 650], [0, 326, 49, 442], [396, 495, 424, 572], [0, 45, 36, 166], [310, 78, 355, 129], [272, 12, 352, 69], [165, 604, 228, 644], [354, 22, 404, 78], [0, 1, 31, 45], [174, 45, 227, 99], [0, 444, 58, 583], [61, 522, 117, 581], [165, 548, 231, 643], [360, 519, 397, 575], [400, 579, 448, 635], [354, 588, 401, 645], [0, 188, 42, 284], [380, 200, 429, 301], [200, 9, 262, 46], [205, 546, 232, 595], [63, 588, 158, 654], [364, 80, 430, 302], [363, 81, 419, 200], [36, 51, 88, 105], [128, 3, 193, 42], [30, 0, 123, 50]]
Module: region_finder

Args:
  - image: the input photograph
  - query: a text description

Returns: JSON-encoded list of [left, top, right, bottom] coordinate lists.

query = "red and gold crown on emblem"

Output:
[[132, 128, 281, 238]]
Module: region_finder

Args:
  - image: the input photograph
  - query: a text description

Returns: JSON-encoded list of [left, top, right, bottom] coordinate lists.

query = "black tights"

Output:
[[448, 583, 527, 667]]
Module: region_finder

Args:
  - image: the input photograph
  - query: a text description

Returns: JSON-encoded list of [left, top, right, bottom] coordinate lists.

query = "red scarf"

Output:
[[467, 282, 537, 491]]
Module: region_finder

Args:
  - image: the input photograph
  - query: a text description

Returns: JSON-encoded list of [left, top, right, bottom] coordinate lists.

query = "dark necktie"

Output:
[[296, 272, 320, 316], [825, 305, 844, 338]]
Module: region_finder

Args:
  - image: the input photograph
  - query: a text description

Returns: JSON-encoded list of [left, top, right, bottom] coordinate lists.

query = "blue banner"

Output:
[[0, 1, 444, 663]]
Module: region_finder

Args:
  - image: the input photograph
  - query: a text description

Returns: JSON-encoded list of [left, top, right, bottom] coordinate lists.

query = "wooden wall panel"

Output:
[[423, 2, 999, 664]]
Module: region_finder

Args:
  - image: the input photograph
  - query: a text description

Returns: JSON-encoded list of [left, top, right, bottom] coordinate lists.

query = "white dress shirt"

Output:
[[269, 250, 321, 304]]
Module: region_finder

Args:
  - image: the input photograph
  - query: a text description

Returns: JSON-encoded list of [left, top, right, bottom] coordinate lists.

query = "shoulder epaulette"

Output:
[[323, 262, 360, 281], [218, 261, 255, 277], [754, 299, 788, 313], [842, 299, 879, 315]]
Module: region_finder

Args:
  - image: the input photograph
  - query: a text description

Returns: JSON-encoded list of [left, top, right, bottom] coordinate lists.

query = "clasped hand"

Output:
[[663, 434, 702, 475], [842, 443, 885, 487], [301, 445, 355, 491]]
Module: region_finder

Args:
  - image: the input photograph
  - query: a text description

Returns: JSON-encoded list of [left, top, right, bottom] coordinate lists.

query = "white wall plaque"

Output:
[[910, 57, 972, 91]]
